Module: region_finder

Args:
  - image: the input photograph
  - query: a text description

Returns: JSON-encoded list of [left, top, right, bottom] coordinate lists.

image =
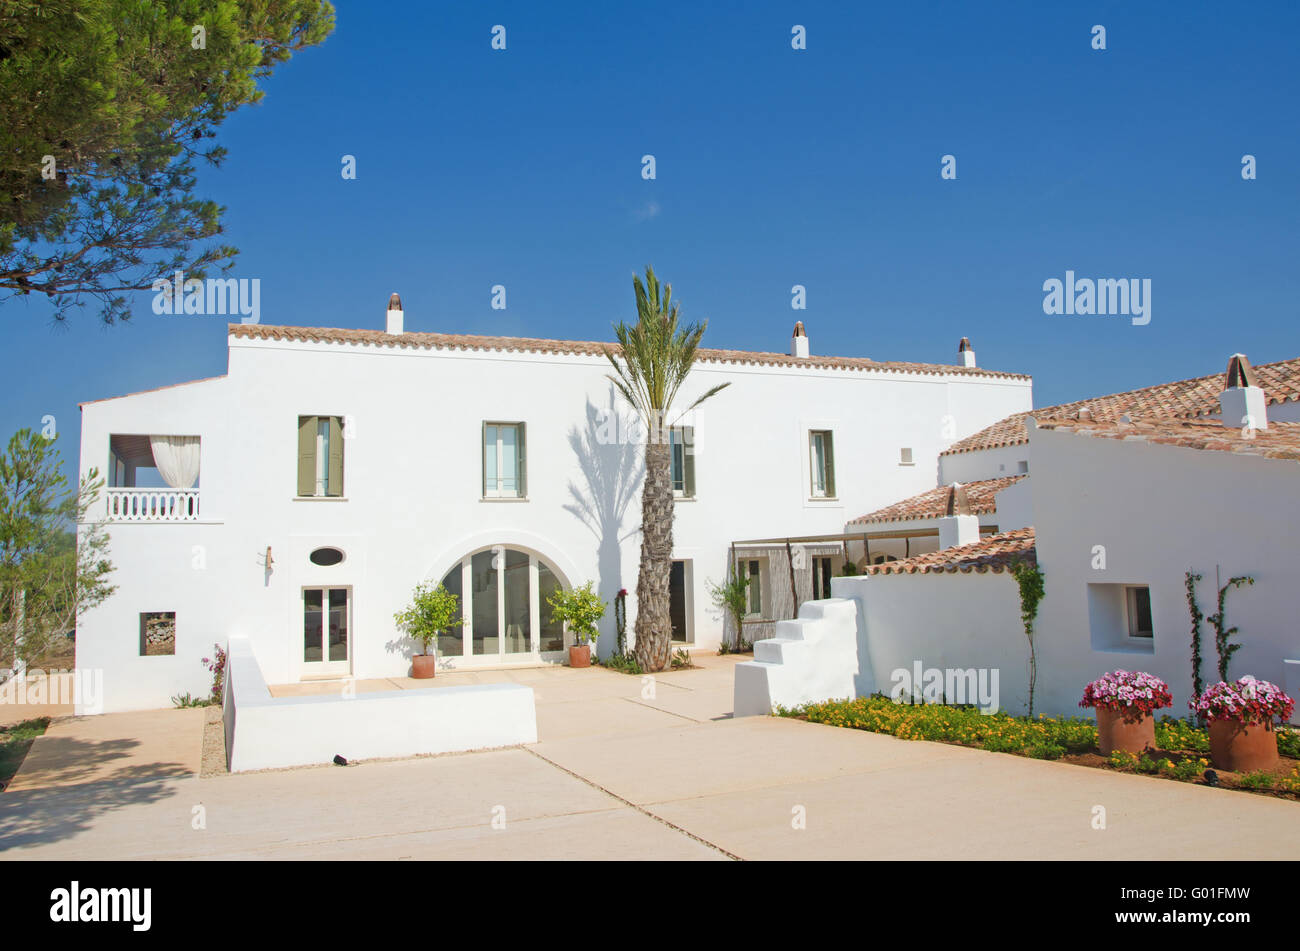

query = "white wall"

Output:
[[1029, 424, 1300, 717], [78, 331, 1031, 711], [939, 443, 1030, 485], [833, 572, 1030, 712], [222, 636, 536, 772]]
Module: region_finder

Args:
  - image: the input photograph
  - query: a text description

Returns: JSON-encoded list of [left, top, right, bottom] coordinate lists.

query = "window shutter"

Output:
[[824, 431, 836, 497], [297, 416, 316, 497], [482, 423, 490, 497], [517, 423, 527, 497], [327, 416, 344, 496], [683, 426, 695, 498]]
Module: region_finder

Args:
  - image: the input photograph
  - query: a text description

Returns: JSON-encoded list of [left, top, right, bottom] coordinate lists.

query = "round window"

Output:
[[309, 547, 345, 567]]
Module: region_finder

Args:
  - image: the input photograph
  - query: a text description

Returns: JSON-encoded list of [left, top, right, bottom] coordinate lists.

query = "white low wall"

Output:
[[733, 599, 859, 716], [222, 636, 537, 772], [833, 572, 1030, 713]]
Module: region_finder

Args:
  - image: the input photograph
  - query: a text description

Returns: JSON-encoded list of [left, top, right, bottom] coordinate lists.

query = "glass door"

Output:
[[303, 586, 350, 677], [440, 548, 569, 665]]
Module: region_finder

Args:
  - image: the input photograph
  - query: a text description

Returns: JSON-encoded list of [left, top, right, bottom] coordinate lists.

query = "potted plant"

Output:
[[547, 581, 606, 668], [1080, 670, 1172, 755], [1192, 676, 1294, 772], [393, 582, 462, 679]]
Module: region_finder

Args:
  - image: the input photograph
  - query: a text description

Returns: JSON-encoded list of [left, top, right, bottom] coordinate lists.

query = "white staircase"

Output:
[[733, 598, 860, 717]]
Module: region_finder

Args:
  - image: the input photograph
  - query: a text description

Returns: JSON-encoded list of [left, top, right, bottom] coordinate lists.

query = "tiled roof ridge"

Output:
[[848, 475, 1025, 525], [1033, 417, 1300, 463], [940, 356, 1300, 456], [862, 526, 1036, 576], [227, 324, 1031, 381]]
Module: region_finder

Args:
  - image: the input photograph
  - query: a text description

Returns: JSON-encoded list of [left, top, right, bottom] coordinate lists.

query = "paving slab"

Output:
[[5, 707, 205, 792]]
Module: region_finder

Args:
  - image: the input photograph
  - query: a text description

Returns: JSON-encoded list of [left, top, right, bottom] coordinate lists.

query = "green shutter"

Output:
[[327, 416, 344, 496], [824, 431, 836, 498], [517, 423, 527, 497], [297, 416, 316, 497], [682, 425, 695, 498]]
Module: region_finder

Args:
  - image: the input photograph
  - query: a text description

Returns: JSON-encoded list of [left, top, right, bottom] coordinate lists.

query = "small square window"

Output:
[[1017, 460, 1029, 474], [140, 612, 176, 656], [899, 447, 914, 466]]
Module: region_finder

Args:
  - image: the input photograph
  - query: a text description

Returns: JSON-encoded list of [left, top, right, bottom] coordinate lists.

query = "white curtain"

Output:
[[150, 436, 201, 489]]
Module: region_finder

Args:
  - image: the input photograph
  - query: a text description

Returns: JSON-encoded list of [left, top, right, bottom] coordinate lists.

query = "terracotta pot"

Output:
[[1096, 706, 1156, 756], [1208, 719, 1278, 773], [411, 654, 437, 679], [568, 644, 591, 668]]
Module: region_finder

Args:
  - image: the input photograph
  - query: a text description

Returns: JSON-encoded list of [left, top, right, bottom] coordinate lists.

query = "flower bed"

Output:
[[778, 696, 1300, 799]]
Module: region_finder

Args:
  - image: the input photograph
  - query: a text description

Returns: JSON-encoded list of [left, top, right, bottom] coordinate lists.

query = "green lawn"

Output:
[[0, 717, 50, 789]]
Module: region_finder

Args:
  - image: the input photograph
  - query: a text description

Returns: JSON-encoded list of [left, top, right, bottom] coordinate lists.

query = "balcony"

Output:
[[105, 487, 202, 522], [105, 434, 202, 523]]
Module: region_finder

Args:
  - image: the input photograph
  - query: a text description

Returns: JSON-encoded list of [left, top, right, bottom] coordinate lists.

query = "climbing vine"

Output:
[[1184, 570, 1206, 703], [1208, 574, 1254, 682], [1011, 559, 1046, 717]]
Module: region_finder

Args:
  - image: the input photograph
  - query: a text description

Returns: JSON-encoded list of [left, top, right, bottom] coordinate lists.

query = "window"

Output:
[[744, 558, 764, 617], [1087, 583, 1155, 653], [483, 423, 527, 498], [812, 556, 834, 600], [669, 426, 696, 498], [809, 430, 836, 498], [139, 612, 176, 656], [899, 447, 914, 466], [1126, 586, 1153, 638], [309, 547, 345, 567], [1017, 460, 1029, 474], [297, 416, 343, 497]]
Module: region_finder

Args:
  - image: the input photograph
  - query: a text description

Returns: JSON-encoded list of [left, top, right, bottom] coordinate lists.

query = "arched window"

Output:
[[437, 548, 567, 660]]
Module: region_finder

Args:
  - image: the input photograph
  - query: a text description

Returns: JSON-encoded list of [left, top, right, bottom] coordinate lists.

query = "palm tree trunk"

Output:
[[633, 440, 674, 672]]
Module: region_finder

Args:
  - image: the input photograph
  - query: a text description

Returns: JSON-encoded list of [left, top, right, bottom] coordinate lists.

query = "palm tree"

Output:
[[606, 267, 729, 672]]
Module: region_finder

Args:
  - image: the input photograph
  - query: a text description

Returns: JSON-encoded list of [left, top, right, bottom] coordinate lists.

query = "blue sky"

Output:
[[3, 1, 1298, 485]]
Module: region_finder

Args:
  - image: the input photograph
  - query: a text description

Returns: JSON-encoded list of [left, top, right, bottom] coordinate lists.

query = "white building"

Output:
[[832, 353, 1300, 718], [76, 298, 1031, 712]]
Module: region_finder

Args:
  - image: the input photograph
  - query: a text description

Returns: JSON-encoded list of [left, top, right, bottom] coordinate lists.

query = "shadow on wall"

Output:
[[564, 392, 643, 660]]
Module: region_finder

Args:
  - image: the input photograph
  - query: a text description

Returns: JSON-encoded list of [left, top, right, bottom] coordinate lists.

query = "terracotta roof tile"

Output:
[[940, 356, 1300, 456], [1033, 417, 1300, 463], [863, 527, 1036, 576], [227, 324, 1031, 381], [848, 475, 1025, 525]]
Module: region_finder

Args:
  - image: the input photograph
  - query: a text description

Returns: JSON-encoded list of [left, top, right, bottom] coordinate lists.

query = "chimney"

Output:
[[937, 483, 980, 550], [958, 336, 976, 368], [386, 292, 404, 335], [1219, 353, 1267, 431], [790, 321, 809, 358]]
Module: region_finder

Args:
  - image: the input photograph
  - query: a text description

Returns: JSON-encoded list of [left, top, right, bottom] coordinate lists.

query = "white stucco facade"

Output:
[[76, 320, 1031, 712]]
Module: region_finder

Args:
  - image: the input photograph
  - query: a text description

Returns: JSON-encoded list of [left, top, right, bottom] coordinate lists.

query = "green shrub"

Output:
[[1239, 770, 1274, 790], [547, 581, 606, 646], [1155, 716, 1211, 753]]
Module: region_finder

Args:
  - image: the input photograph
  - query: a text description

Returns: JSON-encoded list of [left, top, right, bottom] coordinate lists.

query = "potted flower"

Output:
[[546, 581, 606, 668], [1080, 670, 1172, 755], [1192, 676, 1295, 772], [393, 582, 462, 679]]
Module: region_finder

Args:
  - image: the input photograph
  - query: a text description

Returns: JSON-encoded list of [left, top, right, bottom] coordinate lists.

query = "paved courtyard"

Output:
[[3, 654, 1299, 860]]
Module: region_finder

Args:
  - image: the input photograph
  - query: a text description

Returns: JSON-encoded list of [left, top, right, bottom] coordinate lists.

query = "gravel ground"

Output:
[[200, 705, 227, 777]]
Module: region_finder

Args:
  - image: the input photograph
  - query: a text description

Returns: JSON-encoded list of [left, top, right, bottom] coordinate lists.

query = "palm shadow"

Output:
[[564, 392, 643, 660]]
